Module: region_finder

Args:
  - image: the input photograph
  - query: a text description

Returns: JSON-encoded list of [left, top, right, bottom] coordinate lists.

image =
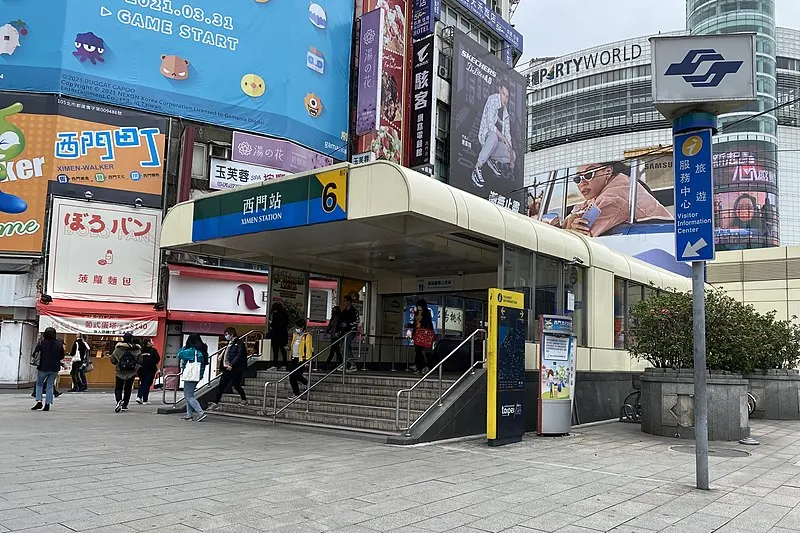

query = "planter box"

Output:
[[641, 368, 749, 441], [745, 369, 800, 420]]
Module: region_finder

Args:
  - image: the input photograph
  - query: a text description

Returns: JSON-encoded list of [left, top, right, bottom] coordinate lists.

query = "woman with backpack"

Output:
[[110, 332, 142, 413], [178, 334, 208, 422]]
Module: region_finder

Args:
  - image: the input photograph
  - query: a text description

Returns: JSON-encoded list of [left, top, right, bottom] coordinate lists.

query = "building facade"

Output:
[[521, 19, 800, 265]]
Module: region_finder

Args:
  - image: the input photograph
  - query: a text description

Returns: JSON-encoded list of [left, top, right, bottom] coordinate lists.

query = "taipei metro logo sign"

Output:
[[665, 49, 743, 88]]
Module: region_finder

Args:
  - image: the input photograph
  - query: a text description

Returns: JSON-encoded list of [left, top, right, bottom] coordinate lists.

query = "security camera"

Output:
[[84, 191, 93, 201], [571, 256, 584, 265], [134, 198, 143, 208]]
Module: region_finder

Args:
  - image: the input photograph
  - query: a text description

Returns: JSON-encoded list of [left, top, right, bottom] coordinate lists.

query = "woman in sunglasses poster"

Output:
[[556, 161, 672, 237]]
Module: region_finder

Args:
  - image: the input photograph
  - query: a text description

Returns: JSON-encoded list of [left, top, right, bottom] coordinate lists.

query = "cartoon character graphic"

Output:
[[160, 54, 189, 80], [73, 32, 105, 64], [241, 73, 265, 97], [305, 93, 323, 118], [0, 103, 29, 214], [309, 3, 327, 29], [0, 20, 27, 56]]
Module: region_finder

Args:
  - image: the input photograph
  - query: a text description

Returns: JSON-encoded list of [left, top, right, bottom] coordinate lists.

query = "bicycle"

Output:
[[620, 376, 642, 423], [747, 391, 756, 417]]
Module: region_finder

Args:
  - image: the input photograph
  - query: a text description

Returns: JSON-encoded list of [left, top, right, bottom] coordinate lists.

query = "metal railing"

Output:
[[261, 331, 357, 423], [161, 330, 260, 407], [396, 328, 487, 435]]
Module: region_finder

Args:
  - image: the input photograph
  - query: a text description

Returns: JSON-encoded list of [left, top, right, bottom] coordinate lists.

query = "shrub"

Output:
[[627, 288, 800, 373]]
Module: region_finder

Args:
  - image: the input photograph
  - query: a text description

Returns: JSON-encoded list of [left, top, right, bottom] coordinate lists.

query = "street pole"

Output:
[[692, 260, 709, 490]]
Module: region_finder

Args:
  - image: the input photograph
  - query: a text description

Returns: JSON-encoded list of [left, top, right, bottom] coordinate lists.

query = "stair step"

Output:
[[220, 395, 426, 420], [253, 370, 457, 390], [255, 390, 433, 411], [240, 381, 450, 401], [206, 410, 395, 437], [213, 402, 405, 433]]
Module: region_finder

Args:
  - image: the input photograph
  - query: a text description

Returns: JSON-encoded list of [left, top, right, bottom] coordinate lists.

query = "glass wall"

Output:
[[613, 278, 664, 349]]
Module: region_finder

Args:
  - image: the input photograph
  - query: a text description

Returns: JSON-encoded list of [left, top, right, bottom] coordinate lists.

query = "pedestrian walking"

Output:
[[207, 327, 248, 410], [408, 299, 435, 374], [288, 319, 313, 400], [178, 334, 208, 422], [268, 302, 290, 369], [135, 338, 160, 405], [69, 334, 90, 392], [340, 295, 360, 371], [31, 327, 65, 412], [110, 332, 142, 413], [325, 306, 343, 370]]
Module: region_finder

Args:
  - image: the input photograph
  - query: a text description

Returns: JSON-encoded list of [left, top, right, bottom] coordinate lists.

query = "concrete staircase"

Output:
[[212, 368, 456, 435]]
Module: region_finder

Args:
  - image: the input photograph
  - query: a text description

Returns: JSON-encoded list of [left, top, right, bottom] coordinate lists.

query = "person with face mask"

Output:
[[207, 327, 248, 410], [288, 320, 313, 400], [407, 299, 435, 374]]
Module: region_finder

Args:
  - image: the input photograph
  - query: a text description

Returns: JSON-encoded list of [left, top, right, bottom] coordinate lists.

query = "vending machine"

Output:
[[538, 315, 577, 435]]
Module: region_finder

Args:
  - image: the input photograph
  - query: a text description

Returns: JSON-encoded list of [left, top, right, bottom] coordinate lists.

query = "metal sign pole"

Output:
[[692, 260, 709, 490]]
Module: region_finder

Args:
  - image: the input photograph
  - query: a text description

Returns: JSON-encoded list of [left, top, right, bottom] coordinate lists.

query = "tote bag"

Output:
[[413, 328, 435, 349], [183, 350, 202, 382]]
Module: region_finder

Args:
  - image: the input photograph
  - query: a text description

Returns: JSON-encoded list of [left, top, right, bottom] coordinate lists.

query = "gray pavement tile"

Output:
[[465, 511, 531, 533], [519, 513, 583, 532], [724, 502, 791, 531], [699, 500, 750, 518], [459, 499, 518, 519], [356, 510, 424, 531], [661, 511, 731, 532], [81, 527, 138, 533], [774, 507, 800, 530]]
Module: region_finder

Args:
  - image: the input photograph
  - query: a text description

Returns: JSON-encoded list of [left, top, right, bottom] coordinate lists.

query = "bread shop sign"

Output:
[[527, 43, 643, 86]]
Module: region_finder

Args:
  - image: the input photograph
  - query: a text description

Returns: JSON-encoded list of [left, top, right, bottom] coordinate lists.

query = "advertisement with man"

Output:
[[0, 93, 166, 253], [0, 0, 353, 159], [449, 31, 526, 212]]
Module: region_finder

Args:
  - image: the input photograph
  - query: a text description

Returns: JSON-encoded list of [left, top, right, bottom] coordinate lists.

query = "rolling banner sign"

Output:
[[192, 167, 348, 242]]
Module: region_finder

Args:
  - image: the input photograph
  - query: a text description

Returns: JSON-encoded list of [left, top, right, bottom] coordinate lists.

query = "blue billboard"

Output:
[[0, 0, 353, 159]]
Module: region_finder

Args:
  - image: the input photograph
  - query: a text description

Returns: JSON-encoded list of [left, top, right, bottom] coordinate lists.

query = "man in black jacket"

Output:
[[136, 338, 160, 405], [31, 327, 65, 411], [339, 295, 360, 371], [208, 327, 248, 410]]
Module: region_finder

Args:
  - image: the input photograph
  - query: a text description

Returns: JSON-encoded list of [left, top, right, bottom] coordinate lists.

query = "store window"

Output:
[[535, 255, 561, 341], [191, 142, 208, 180], [503, 245, 534, 340], [614, 278, 626, 349]]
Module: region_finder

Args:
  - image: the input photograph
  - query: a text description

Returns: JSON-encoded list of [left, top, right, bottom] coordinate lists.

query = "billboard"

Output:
[[526, 149, 684, 276], [356, 0, 408, 163], [355, 9, 384, 135], [231, 132, 333, 175], [0, 93, 166, 253], [0, 0, 354, 159], [411, 0, 440, 40], [449, 31, 527, 212], [46, 198, 161, 303], [408, 35, 437, 174]]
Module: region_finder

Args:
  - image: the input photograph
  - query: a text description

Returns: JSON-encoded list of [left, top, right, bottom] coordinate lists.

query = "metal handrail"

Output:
[[396, 328, 487, 435], [261, 331, 356, 423], [161, 330, 261, 407]]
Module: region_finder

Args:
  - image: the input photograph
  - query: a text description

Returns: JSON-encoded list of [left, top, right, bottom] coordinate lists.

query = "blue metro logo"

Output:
[[664, 48, 743, 88]]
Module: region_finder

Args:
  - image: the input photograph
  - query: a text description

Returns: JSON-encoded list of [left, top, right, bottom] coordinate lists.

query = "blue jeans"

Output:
[[184, 381, 204, 417], [36, 371, 58, 405]]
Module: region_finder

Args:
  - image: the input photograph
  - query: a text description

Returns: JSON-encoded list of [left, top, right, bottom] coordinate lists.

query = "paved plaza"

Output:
[[1, 391, 800, 533]]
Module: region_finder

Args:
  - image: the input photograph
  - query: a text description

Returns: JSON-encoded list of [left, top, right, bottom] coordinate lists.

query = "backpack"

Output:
[[118, 349, 137, 372]]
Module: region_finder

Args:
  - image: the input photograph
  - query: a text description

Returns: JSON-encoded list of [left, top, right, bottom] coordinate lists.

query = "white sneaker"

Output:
[[182, 415, 193, 421], [196, 414, 208, 422], [143, 401, 151, 405], [207, 402, 219, 411], [114, 401, 123, 413], [287, 394, 297, 401], [135, 397, 143, 405], [238, 400, 248, 406]]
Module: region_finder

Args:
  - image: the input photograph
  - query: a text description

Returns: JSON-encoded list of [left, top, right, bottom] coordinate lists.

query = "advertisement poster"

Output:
[[409, 35, 437, 174], [526, 148, 682, 275], [38, 314, 159, 337], [1, 0, 353, 159], [539, 316, 574, 401], [449, 32, 527, 211], [209, 158, 286, 191], [487, 288, 526, 446], [270, 267, 308, 325], [46, 198, 161, 303], [411, 0, 440, 40], [231, 132, 333, 175], [192, 167, 348, 242], [0, 93, 166, 253], [355, 9, 383, 135], [357, 0, 408, 163]]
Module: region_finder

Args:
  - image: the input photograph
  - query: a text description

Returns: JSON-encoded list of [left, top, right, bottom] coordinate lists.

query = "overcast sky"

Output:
[[513, 0, 800, 61]]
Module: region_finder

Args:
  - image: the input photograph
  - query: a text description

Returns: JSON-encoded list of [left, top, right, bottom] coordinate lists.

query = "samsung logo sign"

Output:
[[527, 44, 643, 86]]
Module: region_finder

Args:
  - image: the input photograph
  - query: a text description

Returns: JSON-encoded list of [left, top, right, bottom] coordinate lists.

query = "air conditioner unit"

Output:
[[210, 145, 230, 159], [437, 65, 450, 79]]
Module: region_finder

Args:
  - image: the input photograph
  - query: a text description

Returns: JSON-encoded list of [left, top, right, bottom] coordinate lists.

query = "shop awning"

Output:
[[166, 310, 267, 326], [37, 299, 164, 336], [167, 264, 268, 283]]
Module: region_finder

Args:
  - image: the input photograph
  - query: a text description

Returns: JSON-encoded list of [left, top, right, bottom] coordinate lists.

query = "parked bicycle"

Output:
[[619, 376, 642, 423]]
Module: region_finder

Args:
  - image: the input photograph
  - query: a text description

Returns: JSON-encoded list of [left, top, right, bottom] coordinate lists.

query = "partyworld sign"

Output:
[[526, 43, 644, 86]]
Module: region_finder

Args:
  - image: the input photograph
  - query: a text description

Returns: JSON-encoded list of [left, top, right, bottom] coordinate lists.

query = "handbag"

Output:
[[29, 346, 41, 366], [182, 350, 202, 382], [413, 328, 435, 349], [83, 361, 94, 373]]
